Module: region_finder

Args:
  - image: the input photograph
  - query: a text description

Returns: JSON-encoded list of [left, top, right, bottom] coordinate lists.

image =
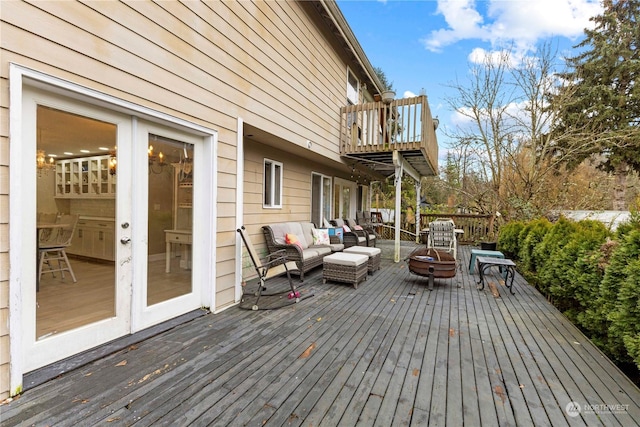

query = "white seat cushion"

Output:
[[344, 246, 381, 256], [324, 252, 368, 267]]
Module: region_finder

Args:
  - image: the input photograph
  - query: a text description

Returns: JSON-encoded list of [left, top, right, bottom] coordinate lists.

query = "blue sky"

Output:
[[336, 0, 603, 150]]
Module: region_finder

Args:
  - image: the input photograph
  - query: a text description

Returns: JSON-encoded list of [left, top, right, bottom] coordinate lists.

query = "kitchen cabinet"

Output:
[[165, 162, 193, 272], [67, 218, 115, 261], [55, 155, 115, 198], [172, 162, 193, 230]]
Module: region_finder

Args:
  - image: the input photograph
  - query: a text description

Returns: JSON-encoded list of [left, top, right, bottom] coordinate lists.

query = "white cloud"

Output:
[[403, 90, 417, 98], [422, 0, 602, 53]]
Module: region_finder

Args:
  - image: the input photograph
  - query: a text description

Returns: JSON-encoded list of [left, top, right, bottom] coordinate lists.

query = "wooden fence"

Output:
[[373, 213, 496, 244]]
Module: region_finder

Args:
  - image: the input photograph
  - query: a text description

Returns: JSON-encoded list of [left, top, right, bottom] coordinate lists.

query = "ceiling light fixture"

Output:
[[148, 145, 167, 174], [36, 149, 55, 175]]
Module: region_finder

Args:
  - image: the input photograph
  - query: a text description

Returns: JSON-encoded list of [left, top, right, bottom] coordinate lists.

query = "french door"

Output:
[[311, 173, 332, 227], [21, 86, 207, 372], [333, 178, 357, 220]]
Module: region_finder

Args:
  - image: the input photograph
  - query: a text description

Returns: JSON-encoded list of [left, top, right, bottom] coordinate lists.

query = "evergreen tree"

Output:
[[551, 0, 640, 209]]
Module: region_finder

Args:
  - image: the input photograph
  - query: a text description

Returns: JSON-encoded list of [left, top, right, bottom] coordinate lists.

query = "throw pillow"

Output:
[[285, 233, 303, 250], [312, 228, 330, 245], [342, 224, 351, 233], [353, 225, 363, 231]]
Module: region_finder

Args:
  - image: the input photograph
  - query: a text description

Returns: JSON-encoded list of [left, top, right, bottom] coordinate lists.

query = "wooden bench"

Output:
[[476, 256, 516, 295]]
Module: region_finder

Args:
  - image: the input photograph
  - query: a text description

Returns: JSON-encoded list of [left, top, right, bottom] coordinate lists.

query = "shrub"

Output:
[[517, 218, 552, 288], [542, 220, 609, 320], [497, 221, 525, 259], [496, 216, 640, 374], [604, 231, 640, 365]]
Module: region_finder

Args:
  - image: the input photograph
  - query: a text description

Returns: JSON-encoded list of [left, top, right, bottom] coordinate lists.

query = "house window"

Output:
[[264, 159, 282, 208], [347, 68, 359, 105]]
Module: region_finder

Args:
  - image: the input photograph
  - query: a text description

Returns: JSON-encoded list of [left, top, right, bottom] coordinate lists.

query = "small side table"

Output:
[[469, 249, 504, 273], [476, 256, 517, 295], [165, 229, 193, 273]]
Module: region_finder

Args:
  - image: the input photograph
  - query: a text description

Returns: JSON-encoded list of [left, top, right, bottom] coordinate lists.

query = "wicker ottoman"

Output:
[[323, 252, 368, 289], [343, 246, 381, 274]]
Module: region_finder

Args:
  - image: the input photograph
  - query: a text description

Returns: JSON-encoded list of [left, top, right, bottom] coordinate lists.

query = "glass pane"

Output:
[[311, 174, 321, 227], [147, 135, 193, 306], [36, 106, 117, 340], [264, 161, 271, 206], [342, 187, 351, 219], [274, 164, 281, 206], [323, 177, 332, 224]]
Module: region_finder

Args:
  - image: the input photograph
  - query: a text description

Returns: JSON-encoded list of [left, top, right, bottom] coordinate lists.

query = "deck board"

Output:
[[2, 242, 640, 426]]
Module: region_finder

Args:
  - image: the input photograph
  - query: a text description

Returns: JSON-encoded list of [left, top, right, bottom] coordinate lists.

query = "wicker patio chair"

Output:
[[330, 218, 366, 248], [346, 218, 376, 247]]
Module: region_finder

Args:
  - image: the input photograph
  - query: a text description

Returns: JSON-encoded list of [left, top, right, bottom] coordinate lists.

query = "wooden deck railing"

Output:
[[339, 95, 438, 164], [373, 213, 497, 244]]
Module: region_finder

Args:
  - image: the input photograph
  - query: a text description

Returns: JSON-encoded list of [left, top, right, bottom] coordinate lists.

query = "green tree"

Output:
[[374, 66, 394, 91], [551, 0, 640, 210], [444, 44, 583, 223]]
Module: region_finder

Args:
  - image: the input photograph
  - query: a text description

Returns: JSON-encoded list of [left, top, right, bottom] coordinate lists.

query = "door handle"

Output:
[[120, 237, 131, 244]]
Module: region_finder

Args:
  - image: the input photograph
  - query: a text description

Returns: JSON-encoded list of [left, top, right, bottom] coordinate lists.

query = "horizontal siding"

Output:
[[1, 0, 373, 397]]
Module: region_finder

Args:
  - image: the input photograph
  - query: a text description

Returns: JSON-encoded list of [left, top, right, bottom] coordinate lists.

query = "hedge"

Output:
[[498, 214, 640, 371]]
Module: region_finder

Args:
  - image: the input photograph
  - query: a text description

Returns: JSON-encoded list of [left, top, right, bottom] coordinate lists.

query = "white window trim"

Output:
[[263, 158, 283, 208]]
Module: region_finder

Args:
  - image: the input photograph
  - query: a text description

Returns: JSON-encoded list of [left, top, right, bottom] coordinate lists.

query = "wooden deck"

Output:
[[2, 242, 640, 426]]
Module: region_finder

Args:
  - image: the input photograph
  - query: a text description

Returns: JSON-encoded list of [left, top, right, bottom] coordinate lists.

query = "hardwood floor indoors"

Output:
[[36, 255, 191, 339]]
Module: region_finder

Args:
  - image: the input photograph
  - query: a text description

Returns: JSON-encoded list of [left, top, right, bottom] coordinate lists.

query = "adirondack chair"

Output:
[[237, 226, 300, 310]]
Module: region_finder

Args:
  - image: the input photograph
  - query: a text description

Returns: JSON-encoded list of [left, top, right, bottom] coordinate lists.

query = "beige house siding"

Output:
[[240, 139, 351, 281], [1, 0, 374, 398]]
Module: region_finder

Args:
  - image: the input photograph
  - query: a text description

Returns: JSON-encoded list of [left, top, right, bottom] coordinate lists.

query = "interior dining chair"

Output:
[[38, 214, 79, 284], [427, 218, 457, 260], [237, 226, 300, 310]]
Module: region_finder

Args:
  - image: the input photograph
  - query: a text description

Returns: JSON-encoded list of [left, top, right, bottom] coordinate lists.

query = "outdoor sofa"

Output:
[[262, 222, 344, 280]]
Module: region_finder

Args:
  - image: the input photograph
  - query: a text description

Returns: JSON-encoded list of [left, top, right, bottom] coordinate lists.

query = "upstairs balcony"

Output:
[[339, 95, 439, 178]]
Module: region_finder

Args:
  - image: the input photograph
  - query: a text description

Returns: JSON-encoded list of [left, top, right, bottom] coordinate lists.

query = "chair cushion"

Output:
[[328, 243, 344, 252]]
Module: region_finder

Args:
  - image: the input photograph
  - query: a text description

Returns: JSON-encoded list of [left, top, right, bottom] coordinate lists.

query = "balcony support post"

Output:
[[415, 181, 421, 244], [393, 157, 403, 263]]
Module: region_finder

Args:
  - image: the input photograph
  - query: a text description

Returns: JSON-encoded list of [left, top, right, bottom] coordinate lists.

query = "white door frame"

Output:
[[131, 120, 214, 331], [8, 64, 217, 395], [333, 177, 357, 219]]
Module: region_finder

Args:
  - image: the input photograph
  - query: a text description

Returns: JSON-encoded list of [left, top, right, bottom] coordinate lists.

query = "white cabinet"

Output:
[[164, 163, 193, 272], [172, 162, 193, 230], [55, 155, 115, 198], [67, 218, 115, 261]]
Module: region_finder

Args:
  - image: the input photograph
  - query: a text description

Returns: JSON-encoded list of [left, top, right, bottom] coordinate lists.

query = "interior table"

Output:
[[165, 229, 192, 273]]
